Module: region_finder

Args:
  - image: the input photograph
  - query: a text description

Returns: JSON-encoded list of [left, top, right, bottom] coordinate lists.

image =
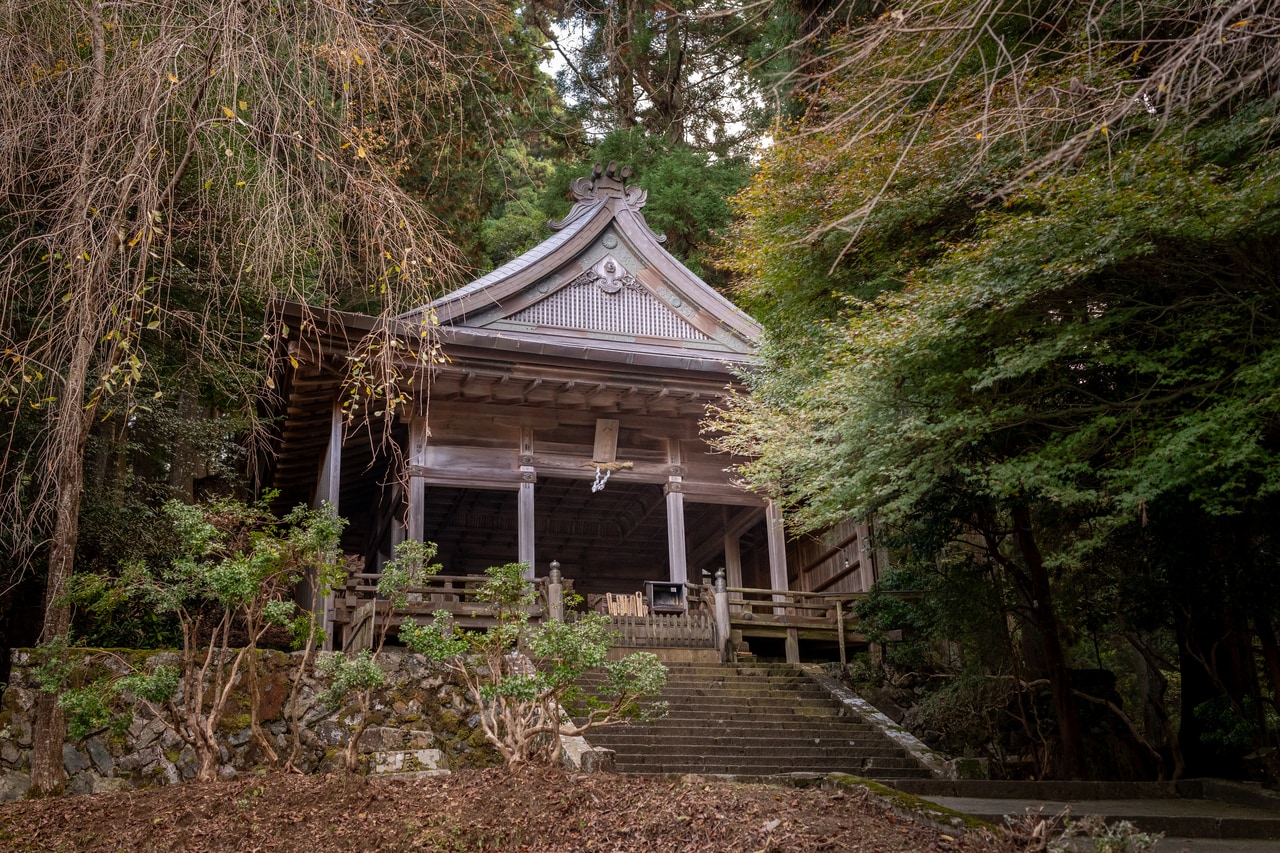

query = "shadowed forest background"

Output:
[[2, 0, 1279, 789]]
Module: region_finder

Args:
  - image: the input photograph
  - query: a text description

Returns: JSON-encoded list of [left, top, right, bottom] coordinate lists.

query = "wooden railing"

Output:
[[590, 612, 715, 648], [726, 587, 863, 622], [333, 564, 914, 661], [333, 572, 571, 651]]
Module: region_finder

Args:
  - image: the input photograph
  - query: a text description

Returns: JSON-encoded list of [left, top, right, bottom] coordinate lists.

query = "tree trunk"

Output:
[[615, 0, 637, 128], [1254, 614, 1280, 718], [1011, 504, 1085, 779], [1177, 615, 1223, 776], [167, 387, 203, 502], [29, 321, 98, 795]]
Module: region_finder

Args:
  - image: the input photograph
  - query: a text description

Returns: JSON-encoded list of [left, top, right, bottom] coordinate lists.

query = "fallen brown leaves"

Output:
[[0, 769, 1005, 852]]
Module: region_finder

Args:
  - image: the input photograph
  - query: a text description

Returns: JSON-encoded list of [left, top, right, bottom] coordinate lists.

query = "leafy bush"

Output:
[[48, 497, 346, 781], [400, 561, 667, 767]]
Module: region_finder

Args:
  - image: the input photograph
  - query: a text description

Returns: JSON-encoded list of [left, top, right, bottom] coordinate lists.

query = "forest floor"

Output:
[[0, 767, 1014, 852]]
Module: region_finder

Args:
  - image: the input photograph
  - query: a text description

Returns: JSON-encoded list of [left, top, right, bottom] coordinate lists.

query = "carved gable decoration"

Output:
[[506, 258, 710, 341], [410, 161, 762, 356]]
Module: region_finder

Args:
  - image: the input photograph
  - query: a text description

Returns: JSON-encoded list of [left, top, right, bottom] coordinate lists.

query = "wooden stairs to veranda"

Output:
[[576, 662, 934, 780]]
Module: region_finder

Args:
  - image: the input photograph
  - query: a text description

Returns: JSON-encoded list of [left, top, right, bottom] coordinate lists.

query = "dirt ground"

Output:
[[0, 769, 1010, 852]]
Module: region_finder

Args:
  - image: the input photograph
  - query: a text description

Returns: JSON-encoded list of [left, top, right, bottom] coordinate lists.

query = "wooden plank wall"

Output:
[[790, 519, 881, 594]]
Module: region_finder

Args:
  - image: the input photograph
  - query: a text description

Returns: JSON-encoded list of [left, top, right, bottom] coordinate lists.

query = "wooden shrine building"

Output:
[[264, 164, 883, 655]]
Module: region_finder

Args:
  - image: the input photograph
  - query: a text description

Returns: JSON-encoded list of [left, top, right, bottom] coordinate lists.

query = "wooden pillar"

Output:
[[665, 485, 687, 584], [723, 510, 743, 614], [856, 522, 874, 592], [314, 400, 342, 515], [766, 499, 798, 662], [407, 414, 427, 544], [836, 599, 847, 668], [785, 629, 800, 664], [312, 400, 343, 650], [665, 439, 687, 584], [872, 517, 890, 585], [518, 426, 536, 579], [765, 500, 788, 597], [713, 569, 732, 663], [722, 508, 744, 589]]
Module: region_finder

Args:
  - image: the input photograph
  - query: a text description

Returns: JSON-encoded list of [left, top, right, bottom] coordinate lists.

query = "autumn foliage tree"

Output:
[[0, 0, 531, 794]]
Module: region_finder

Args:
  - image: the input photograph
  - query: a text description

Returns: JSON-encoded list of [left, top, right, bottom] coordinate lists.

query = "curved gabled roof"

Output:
[[400, 163, 762, 358]]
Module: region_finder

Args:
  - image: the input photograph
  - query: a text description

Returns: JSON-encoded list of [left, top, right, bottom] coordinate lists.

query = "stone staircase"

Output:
[[577, 662, 933, 780]]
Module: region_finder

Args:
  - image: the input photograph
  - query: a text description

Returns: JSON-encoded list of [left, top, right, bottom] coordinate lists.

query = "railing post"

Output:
[[836, 598, 847, 669], [713, 568, 732, 663], [785, 628, 800, 664], [547, 560, 564, 622]]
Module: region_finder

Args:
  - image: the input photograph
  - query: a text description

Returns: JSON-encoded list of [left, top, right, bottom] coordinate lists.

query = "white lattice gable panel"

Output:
[[498, 258, 711, 342]]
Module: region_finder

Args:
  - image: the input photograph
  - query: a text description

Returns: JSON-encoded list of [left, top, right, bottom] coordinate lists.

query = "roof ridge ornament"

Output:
[[548, 161, 657, 235]]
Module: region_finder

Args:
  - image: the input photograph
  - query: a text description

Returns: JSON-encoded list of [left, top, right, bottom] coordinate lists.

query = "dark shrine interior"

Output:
[[417, 478, 772, 597]]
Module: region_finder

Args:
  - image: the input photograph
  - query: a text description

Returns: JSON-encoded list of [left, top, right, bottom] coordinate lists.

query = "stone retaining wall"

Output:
[[0, 648, 500, 800]]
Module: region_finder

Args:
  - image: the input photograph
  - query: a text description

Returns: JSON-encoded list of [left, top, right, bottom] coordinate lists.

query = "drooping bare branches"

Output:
[[0, 0, 525, 574], [0, 0, 529, 793], [769, 0, 1280, 246]]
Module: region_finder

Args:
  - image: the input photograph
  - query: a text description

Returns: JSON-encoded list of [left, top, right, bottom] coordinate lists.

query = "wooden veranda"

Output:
[[333, 564, 904, 665]]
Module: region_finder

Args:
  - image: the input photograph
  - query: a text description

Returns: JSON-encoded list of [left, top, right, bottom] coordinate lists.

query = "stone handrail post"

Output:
[[713, 568, 732, 663], [547, 561, 564, 622]]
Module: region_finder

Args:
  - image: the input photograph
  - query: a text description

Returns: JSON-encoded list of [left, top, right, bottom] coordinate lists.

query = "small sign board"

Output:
[[644, 580, 686, 615]]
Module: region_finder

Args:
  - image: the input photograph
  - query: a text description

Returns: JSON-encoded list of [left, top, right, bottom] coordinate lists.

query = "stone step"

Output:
[[616, 762, 935, 779], [595, 744, 906, 761], [626, 724, 878, 739], [643, 698, 838, 710], [615, 751, 924, 768], [630, 685, 845, 702], [651, 670, 812, 678], [583, 678, 819, 692], [629, 688, 840, 702], [584, 732, 894, 748], [619, 730, 885, 745], [577, 662, 933, 781], [599, 719, 880, 736], [588, 665, 808, 676], [637, 690, 849, 703], [588, 665, 806, 679], [651, 677, 814, 686], [640, 695, 847, 707], [655, 660, 803, 666], [632, 701, 865, 717], [642, 679, 827, 690], [588, 724, 894, 741]]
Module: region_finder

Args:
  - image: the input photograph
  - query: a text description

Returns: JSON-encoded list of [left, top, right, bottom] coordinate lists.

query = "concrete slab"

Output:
[[921, 794, 1280, 842], [1157, 835, 1280, 850], [1154, 838, 1280, 852]]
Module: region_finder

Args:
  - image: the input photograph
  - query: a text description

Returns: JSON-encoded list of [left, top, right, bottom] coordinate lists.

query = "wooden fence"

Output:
[[332, 567, 918, 657], [593, 612, 716, 649], [332, 572, 570, 651], [343, 600, 377, 654]]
